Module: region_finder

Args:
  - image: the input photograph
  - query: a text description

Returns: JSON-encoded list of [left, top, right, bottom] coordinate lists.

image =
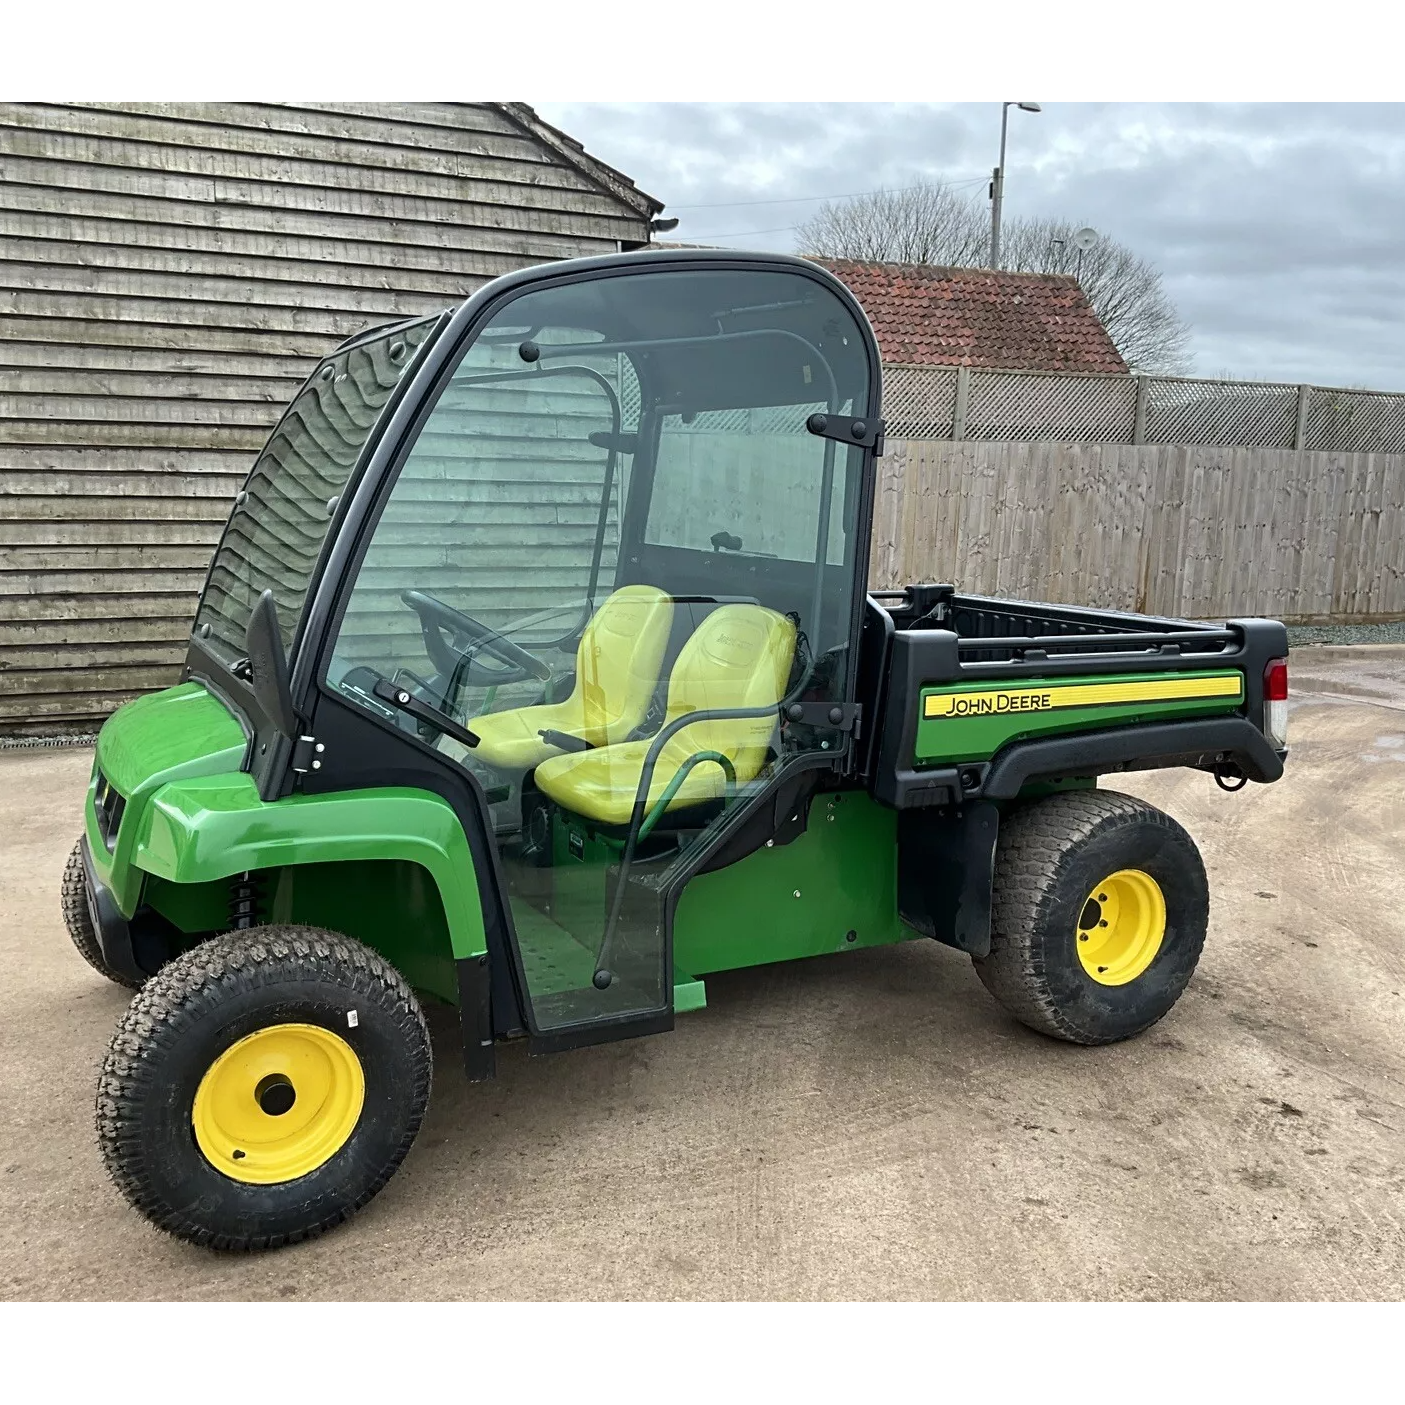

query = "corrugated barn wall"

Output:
[[0, 101, 661, 736]]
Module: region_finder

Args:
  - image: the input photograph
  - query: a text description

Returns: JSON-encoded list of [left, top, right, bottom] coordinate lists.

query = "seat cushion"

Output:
[[468, 699, 590, 772], [535, 727, 766, 825], [469, 584, 673, 771]]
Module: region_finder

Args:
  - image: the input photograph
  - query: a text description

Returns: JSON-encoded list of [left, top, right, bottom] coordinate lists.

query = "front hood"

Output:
[[96, 681, 248, 796], [89, 682, 250, 915]]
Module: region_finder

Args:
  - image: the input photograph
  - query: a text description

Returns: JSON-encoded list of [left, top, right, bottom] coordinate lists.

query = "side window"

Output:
[[329, 358, 630, 714], [646, 402, 851, 565]]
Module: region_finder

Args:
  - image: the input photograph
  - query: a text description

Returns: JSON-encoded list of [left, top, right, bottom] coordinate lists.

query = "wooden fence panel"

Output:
[[875, 440, 1405, 624]]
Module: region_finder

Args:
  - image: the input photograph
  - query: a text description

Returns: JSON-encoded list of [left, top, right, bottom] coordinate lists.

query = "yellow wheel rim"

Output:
[[1075, 868, 1166, 986], [192, 1023, 365, 1185]]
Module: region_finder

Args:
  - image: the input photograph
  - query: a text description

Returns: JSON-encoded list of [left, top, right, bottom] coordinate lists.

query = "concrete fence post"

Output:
[[952, 365, 970, 441], [1132, 375, 1150, 445], [1294, 384, 1311, 449]]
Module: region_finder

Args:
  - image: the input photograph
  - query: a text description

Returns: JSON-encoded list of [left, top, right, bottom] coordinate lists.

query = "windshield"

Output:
[[192, 315, 438, 659]]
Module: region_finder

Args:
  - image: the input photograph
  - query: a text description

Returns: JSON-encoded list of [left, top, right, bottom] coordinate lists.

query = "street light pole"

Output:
[[989, 101, 1041, 270]]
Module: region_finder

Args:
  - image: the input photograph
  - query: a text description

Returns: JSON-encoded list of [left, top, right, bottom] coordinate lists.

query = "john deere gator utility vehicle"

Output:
[[67, 250, 1289, 1249]]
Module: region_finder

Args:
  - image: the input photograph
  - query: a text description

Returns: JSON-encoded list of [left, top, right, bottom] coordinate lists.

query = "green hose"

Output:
[[638, 751, 736, 840]]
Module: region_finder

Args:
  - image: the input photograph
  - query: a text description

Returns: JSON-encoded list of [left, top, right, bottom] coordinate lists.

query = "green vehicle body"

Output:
[[84, 660, 1264, 1034], [75, 247, 1289, 1077], [88, 681, 913, 1008], [912, 670, 1246, 764]]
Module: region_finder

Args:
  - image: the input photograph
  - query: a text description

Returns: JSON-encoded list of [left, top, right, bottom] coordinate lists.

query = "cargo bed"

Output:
[[858, 583, 1289, 811], [869, 583, 1237, 668]]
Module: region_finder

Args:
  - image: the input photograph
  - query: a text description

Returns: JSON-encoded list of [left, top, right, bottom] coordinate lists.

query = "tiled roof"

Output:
[[810, 258, 1127, 374]]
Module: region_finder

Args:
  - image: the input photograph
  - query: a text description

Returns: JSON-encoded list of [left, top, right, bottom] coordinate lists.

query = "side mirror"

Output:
[[244, 589, 298, 739]]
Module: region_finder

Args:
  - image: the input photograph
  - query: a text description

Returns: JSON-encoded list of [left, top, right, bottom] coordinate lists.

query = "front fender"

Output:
[[133, 774, 487, 959]]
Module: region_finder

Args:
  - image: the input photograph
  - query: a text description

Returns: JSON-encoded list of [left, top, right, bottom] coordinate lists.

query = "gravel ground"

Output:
[[1, 647, 1403, 1301], [1289, 623, 1405, 646]]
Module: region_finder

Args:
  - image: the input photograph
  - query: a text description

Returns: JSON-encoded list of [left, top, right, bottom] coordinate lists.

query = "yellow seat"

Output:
[[535, 604, 796, 826], [469, 585, 673, 771]]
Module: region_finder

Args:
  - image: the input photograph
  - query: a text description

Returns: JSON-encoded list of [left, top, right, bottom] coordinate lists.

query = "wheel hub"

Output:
[[1075, 868, 1166, 986], [255, 1073, 297, 1117], [192, 1023, 365, 1185]]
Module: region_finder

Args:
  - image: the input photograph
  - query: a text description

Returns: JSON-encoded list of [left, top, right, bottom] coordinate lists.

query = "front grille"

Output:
[[93, 769, 126, 852]]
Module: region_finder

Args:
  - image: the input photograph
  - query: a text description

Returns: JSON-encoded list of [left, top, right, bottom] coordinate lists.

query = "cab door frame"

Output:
[[286, 249, 885, 1064]]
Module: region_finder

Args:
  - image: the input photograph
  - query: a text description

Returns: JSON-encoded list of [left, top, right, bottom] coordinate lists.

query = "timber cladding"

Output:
[[0, 101, 660, 736]]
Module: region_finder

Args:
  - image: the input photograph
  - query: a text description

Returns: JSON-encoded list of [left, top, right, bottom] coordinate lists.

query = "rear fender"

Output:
[[981, 717, 1284, 799]]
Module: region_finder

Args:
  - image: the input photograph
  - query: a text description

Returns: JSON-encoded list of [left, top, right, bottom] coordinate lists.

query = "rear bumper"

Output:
[[79, 834, 147, 985], [877, 718, 1284, 810], [982, 717, 1285, 800]]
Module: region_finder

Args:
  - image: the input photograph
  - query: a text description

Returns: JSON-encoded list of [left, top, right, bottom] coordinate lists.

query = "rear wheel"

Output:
[[974, 790, 1209, 1044], [61, 838, 139, 989], [97, 925, 432, 1250]]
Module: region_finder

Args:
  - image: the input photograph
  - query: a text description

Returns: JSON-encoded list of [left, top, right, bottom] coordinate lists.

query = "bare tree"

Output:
[[796, 183, 988, 266], [797, 184, 1193, 375], [1002, 217, 1193, 375]]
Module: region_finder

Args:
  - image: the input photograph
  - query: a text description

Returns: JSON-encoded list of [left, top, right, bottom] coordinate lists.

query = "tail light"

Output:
[[1263, 657, 1288, 749]]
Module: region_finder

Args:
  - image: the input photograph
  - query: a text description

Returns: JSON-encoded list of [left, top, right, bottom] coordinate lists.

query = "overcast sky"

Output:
[[535, 102, 1405, 390]]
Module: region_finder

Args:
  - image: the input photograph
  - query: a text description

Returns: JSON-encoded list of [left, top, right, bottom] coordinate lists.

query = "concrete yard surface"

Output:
[[1, 646, 1403, 1301]]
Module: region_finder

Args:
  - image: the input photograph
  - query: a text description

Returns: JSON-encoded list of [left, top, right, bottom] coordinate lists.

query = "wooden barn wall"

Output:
[[0, 101, 652, 735]]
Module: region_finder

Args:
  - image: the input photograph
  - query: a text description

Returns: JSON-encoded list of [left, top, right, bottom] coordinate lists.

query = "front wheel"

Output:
[[96, 926, 432, 1250], [974, 790, 1209, 1045]]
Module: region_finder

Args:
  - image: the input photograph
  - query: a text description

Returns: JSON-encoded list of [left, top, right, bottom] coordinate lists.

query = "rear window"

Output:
[[645, 402, 852, 564]]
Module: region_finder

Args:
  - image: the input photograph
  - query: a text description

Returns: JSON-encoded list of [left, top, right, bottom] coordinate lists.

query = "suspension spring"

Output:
[[228, 871, 263, 930]]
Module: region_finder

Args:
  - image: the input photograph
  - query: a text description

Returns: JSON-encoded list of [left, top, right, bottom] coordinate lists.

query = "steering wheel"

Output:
[[401, 590, 554, 688]]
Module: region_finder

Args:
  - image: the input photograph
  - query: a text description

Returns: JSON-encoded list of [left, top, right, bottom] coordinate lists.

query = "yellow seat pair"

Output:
[[471, 587, 796, 827]]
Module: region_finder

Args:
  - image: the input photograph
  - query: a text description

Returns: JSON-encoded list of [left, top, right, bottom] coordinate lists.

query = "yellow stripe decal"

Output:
[[923, 674, 1243, 720]]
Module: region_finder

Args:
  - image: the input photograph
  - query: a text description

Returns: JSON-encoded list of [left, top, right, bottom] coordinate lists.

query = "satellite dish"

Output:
[[1072, 227, 1098, 251]]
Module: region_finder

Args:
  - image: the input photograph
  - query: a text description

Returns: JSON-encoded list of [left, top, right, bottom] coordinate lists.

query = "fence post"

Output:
[[952, 364, 970, 441], [1132, 375, 1149, 445], [1293, 385, 1311, 449]]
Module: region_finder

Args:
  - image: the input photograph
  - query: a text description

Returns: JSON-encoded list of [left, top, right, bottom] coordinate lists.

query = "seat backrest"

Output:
[[572, 585, 674, 735], [663, 604, 796, 776]]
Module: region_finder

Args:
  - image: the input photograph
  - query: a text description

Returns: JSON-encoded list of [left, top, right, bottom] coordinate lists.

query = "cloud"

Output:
[[537, 101, 1405, 388]]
